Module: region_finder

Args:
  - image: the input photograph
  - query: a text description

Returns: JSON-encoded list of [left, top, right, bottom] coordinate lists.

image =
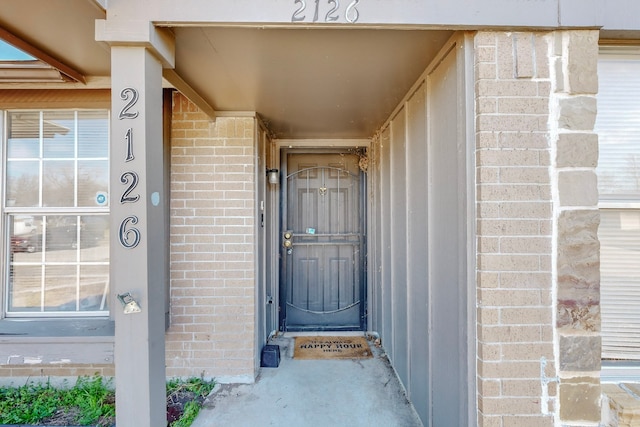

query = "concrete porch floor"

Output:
[[190, 333, 423, 427]]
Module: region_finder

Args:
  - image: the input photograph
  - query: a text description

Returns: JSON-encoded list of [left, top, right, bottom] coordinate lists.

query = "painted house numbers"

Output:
[[117, 87, 141, 249], [292, 0, 360, 23]]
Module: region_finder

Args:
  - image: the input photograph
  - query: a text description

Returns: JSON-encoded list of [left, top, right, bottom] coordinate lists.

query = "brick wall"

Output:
[[475, 31, 556, 427], [166, 93, 257, 383], [0, 364, 114, 382], [475, 29, 601, 426]]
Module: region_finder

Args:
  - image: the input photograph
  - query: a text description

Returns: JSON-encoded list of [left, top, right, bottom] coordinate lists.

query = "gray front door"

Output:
[[280, 151, 365, 331]]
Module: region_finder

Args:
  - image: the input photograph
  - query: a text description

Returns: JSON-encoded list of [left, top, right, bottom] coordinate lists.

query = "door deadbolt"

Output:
[[283, 230, 293, 251]]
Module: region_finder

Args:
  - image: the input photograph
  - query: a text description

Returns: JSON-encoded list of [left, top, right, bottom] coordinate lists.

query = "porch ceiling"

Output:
[[0, 0, 110, 77], [172, 27, 453, 139], [0, 0, 453, 139]]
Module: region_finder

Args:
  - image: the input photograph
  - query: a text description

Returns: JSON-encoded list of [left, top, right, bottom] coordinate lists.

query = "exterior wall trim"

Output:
[[105, 0, 634, 30], [462, 31, 479, 427]]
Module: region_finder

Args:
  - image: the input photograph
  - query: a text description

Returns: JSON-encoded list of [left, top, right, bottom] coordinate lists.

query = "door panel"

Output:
[[281, 152, 365, 330]]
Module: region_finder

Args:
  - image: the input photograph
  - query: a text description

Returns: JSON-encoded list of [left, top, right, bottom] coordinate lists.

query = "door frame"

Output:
[[269, 140, 370, 333], [278, 147, 368, 332]]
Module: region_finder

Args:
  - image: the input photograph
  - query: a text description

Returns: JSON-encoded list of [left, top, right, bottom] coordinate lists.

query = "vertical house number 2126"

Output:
[[118, 87, 141, 249]]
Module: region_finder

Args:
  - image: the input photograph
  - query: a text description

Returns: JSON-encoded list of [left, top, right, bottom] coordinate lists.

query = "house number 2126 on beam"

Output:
[[292, 0, 360, 23], [117, 87, 142, 249]]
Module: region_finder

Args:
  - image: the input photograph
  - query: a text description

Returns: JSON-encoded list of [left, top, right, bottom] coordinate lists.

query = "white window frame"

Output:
[[1, 109, 110, 318], [597, 46, 640, 381]]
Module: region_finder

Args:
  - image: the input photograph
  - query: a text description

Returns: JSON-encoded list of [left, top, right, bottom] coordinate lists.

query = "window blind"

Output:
[[600, 209, 640, 359], [596, 53, 640, 360]]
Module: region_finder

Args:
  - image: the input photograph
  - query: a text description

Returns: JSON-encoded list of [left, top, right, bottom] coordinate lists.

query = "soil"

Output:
[[166, 389, 204, 425], [39, 408, 114, 427]]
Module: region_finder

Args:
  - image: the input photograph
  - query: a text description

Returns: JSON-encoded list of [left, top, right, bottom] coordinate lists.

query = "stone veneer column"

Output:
[[549, 30, 601, 425]]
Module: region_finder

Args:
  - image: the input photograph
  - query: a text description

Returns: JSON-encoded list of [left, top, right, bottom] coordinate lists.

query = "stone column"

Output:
[[96, 21, 175, 427], [550, 30, 601, 426]]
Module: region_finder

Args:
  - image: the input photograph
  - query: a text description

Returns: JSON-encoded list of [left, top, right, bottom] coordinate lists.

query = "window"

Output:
[[596, 49, 640, 362], [4, 110, 110, 316]]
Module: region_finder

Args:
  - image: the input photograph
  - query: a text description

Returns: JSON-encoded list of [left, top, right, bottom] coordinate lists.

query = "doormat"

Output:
[[293, 336, 373, 360]]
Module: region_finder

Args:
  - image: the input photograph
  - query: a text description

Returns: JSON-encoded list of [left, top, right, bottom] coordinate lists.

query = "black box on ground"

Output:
[[261, 344, 280, 368]]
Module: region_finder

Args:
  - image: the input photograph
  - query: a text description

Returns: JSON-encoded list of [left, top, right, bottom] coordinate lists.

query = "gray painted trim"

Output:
[[163, 89, 173, 330], [460, 32, 479, 427], [131, 0, 635, 29], [109, 0, 640, 32], [255, 118, 267, 374], [0, 318, 114, 337], [366, 131, 383, 334], [0, 111, 6, 320], [110, 46, 167, 427], [0, 321, 176, 368], [379, 127, 393, 358], [560, 0, 640, 31], [0, 320, 114, 365], [0, 339, 114, 365], [266, 128, 280, 339]]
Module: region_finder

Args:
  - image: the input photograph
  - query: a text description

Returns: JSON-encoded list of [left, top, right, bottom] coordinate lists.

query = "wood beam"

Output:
[[0, 25, 86, 84], [162, 69, 217, 120]]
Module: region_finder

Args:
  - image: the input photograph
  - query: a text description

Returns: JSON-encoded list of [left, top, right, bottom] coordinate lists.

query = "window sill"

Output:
[[0, 318, 114, 366], [602, 361, 640, 383], [0, 318, 113, 337]]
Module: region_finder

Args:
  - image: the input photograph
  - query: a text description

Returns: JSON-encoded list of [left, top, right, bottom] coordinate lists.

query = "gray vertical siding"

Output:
[[371, 37, 470, 427], [390, 108, 409, 388], [380, 127, 393, 360], [427, 46, 467, 427], [370, 132, 384, 335], [405, 82, 430, 422]]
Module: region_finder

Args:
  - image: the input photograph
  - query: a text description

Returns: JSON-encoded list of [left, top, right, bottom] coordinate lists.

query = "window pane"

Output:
[[43, 216, 79, 263], [7, 112, 40, 159], [42, 160, 74, 207], [595, 57, 640, 199], [78, 110, 108, 158], [10, 214, 43, 255], [79, 265, 109, 311], [43, 111, 75, 158], [10, 214, 38, 236], [8, 264, 43, 312], [600, 209, 640, 360], [44, 265, 77, 312], [80, 215, 109, 262], [6, 160, 39, 207], [78, 160, 108, 207]]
